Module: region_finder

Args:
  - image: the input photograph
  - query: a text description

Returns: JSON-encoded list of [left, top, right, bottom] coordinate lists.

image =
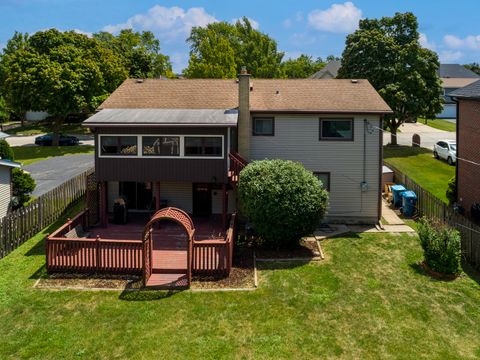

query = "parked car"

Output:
[[433, 140, 456, 165], [35, 133, 79, 146]]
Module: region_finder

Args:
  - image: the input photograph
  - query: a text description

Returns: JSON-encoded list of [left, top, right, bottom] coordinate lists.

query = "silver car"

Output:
[[433, 140, 456, 165]]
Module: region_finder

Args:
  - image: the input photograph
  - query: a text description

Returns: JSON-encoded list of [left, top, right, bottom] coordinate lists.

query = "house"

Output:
[[438, 64, 480, 119], [309, 60, 341, 79], [46, 72, 392, 288], [0, 159, 21, 218], [449, 80, 480, 219]]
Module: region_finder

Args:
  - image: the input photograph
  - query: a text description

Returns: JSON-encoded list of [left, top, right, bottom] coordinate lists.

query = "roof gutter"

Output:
[[250, 109, 394, 115], [82, 122, 238, 128]]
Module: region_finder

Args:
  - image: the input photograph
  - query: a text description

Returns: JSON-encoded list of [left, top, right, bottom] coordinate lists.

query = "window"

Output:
[[314, 172, 330, 191], [100, 136, 137, 156], [253, 117, 274, 136], [319, 119, 353, 141], [142, 136, 180, 156], [184, 137, 222, 157]]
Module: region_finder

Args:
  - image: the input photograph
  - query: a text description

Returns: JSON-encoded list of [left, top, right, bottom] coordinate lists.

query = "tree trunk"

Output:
[[390, 130, 397, 146], [21, 111, 26, 127], [51, 116, 64, 146]]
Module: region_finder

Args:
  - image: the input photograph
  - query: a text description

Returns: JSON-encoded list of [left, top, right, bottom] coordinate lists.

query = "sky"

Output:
[[1, 0, 480, 73]]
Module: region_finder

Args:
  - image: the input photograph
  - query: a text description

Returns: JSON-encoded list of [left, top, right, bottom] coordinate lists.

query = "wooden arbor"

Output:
[[142, 207, 195, 288]]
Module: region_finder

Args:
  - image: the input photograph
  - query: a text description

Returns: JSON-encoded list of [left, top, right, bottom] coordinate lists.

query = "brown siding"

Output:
[[457, 99, 480, 215], [95, 127, 229, 183]]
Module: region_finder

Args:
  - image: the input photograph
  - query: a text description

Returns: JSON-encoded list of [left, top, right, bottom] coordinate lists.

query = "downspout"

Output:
[[454, 98, 459, 205]]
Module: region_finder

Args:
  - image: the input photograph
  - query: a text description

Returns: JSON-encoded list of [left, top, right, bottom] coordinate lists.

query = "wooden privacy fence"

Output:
[[46, 209, 143, 274], [386, 162, 480, 269], [0, 167, 94, 260]]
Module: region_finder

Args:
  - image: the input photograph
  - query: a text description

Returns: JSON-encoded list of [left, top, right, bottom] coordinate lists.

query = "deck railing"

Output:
[[192, 213, 236, 275], [228, 152, 248, 186], [46, 210, 143, 274]]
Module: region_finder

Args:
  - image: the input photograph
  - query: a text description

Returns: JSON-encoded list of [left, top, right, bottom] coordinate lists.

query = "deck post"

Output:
[[99, 182, 108, 228], [222, 183, 227, 230]]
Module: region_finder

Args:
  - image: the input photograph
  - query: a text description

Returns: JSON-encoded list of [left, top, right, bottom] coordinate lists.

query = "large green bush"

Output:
[[0, 139, 14, 161], [417, 218, 461, 275], [11, 168, 35, 209], [238, 159, 328, 248]]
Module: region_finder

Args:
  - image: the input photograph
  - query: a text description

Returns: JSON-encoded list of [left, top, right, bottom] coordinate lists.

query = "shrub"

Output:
[[417, 218, 461, 275], [0, 139, 14, 161], [446, 176, 457, 205], [11, 168, 35, 209], [238, 159, 329, 248]]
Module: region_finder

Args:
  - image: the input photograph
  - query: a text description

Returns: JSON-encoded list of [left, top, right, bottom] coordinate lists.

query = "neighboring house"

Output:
[[438, 64, 480, 119], [26, 111, 49, 121], [309, 60, 341, 79], [450, 80, 480, 218], [83, 74, 392, 224], [0, 159, 21, 218]]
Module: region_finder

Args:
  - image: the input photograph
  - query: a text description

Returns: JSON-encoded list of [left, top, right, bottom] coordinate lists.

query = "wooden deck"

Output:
[[46, 210, 235, 289]]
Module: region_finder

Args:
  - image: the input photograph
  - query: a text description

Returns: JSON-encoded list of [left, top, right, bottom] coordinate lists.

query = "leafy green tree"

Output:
[[1, 29, 127, 144], [338, 12, 443, 145], [185, 17, 284, 78], [464, 63, 480, 76], [0, 96, 9, 123], [11, 168, 35, 209], [0, 139, 14, 160], [283, 55, 325, 78], [238, 159, 328, 249], [446, 176, 457, 205], [94, 29, 174, 78]]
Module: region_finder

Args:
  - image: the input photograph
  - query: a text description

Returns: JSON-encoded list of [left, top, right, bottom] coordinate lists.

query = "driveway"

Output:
[[383, 122, 456, 149], [24, 154, 94, 197], [6, 134, 94, 147]]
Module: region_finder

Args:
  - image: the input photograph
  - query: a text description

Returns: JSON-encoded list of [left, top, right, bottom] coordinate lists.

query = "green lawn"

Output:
[[1, 205, 480, 359], [6, 122, 91, 136], [419, 118, 457, 132], [13, 145, 94, 165], [384, 145, 455, 203]]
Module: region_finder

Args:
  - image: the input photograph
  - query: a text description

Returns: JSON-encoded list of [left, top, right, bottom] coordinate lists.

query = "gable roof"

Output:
[[99, 78, 392, 115], [439, 64, 480, 79], [309, 60, 341, 79], [442, 78, 479, 88], [449, 80, 480, 99]]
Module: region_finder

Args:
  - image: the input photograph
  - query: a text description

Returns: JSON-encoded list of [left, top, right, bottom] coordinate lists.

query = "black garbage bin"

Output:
[[113, 198, 127, 224]]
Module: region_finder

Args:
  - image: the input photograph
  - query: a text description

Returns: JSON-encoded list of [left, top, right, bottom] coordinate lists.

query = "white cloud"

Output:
[[231, 17, 259, 30], [73, 29, 93, 38], [308, 2, 362, 34], [419, 33, 435, 50], [444, 34, 480, 50], [103, 6, 217, 41], [170, 52, 189, 74], [439, 50, 464, 63]]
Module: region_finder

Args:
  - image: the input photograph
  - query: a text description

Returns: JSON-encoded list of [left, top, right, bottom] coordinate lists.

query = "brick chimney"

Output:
[[237, 66, 251, 159]]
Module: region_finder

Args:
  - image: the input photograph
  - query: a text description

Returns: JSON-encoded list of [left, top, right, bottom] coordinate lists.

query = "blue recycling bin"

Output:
[[391, 184, 406, 207], [402, 191, 417, 217]]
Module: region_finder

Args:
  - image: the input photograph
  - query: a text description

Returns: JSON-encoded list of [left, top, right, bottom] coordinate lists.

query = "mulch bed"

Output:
[[35, 273, 143, 290], [255, 239, 321, 259], [420, 261, 459, 281], [191, 247, 255, 289]]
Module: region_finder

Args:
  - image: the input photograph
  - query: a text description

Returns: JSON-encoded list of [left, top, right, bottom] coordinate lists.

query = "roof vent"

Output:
[[351, 79, 358, 84], [276, 90, 280, 95], [136, 79, 144, 84]]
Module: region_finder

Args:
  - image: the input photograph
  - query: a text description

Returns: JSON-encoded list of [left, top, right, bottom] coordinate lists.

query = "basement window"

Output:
[[314, 172, 330, 191]]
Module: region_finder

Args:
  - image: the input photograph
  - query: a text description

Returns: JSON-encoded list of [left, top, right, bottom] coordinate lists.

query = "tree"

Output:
[[185, 17, 285, 78], [238, 159, 328, 249], [0, 139, 14, 160], [11, 168, 35, 209], [1, 29, 128, 145], [337, 12, 443, 145], [464, 63, 480, 76], [283, 55, 325, 78], [94, 29, 174, 79]]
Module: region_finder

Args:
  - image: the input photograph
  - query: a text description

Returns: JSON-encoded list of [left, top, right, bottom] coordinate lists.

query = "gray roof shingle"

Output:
[[449, 80, 480, 99], [439, 64, 480, 78]]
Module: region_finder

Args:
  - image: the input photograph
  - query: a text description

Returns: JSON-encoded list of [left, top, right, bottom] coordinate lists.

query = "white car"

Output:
[[433, 140, 457, 165]]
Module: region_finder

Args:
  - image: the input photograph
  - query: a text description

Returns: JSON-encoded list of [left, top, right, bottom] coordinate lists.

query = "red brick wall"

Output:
[[457, 99, 480, 215]]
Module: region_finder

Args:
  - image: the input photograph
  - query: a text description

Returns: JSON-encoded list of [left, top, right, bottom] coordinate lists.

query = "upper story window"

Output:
[[253, 117, 274, 136], [100, 136, 137, 156], [319, 119, 354, 141], [143, 136, 180, 156], [184, 136, 222, 157]]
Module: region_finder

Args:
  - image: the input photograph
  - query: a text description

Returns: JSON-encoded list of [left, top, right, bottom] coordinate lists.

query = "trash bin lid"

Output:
[[402, 190, 417, 199], [391, 185, 406, 191]]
